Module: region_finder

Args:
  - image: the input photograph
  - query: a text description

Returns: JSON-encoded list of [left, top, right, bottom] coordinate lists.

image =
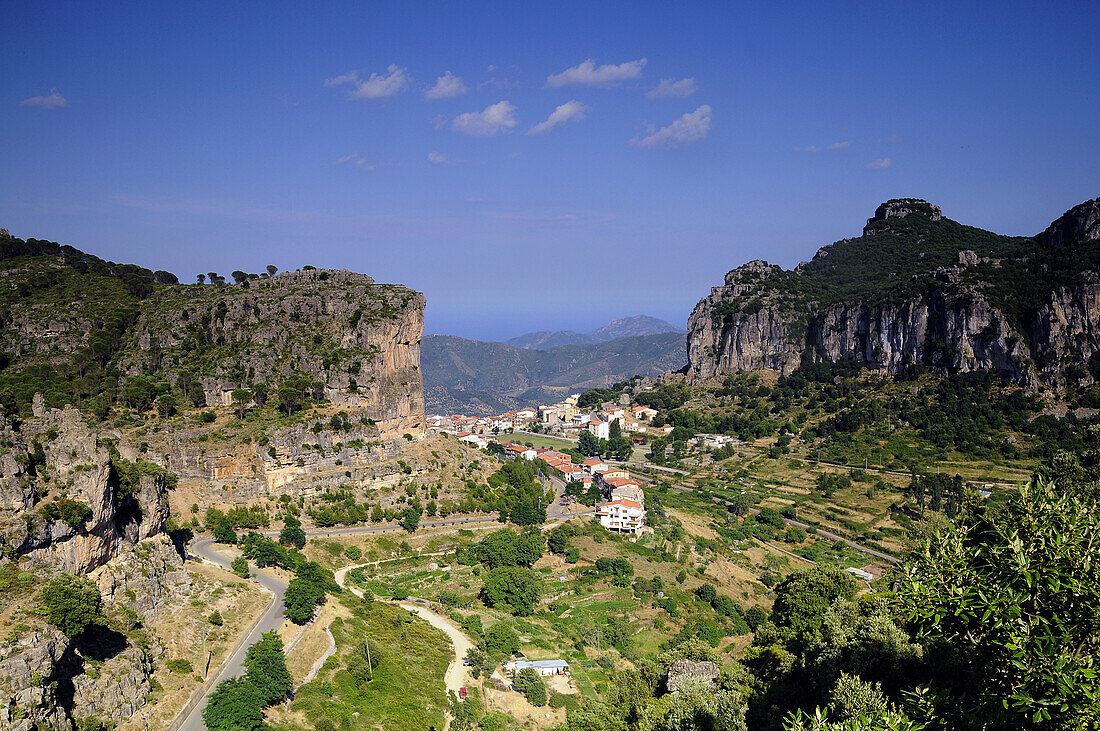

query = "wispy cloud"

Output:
[[865, 157, 892, 170], [546, 58, 646, 88], [646, 77, 696, 99], [335, 154, 377, 171], [452, 101, 518, 136], [527, 100, 590, 135], [326, 65, 409, 99], [20, 90, 68, 109], [794, 141, 850, 153], [428, 151, 456, 165], [424, 71, 468, 100], [631, 105, 711, 148]]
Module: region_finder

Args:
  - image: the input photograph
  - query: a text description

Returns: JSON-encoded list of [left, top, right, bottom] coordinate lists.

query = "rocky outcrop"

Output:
[[93, 534, 191, 618], [1037, 198, 1100, 248], [126, 268, 425, 436], [0, 625, 70, 730], [0, 536, 180, 729], [0, 259, 426, 438], [863, 198, 943, 235], [0, 406, 170, 575], [687, 198, 1100, 386]]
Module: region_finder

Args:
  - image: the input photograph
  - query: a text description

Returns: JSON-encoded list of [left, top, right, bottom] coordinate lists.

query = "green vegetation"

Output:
[[290, 595, 449, 730], [203, 632, 291, 730], [515, 667, 548, 706], [38, 498, 92, 529], [39, 573, 104, 637]]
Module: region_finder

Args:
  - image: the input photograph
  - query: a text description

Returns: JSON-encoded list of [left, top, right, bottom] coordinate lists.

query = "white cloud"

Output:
[[527, 100, 590, 135], [794, 141, 850, 152], [326, 65, 409, 99], [865, 157, 892, 170], [324, 71, 360, 87], [428, 151, 455, 165], [546, 58, 646, 88], [452, 101, 518, 136], [631, 105, 712, 148], [20, 90, 68, 109], [424, 71, 468, 100], [647, 77, 696, 99], [335, 154, 377, 171]]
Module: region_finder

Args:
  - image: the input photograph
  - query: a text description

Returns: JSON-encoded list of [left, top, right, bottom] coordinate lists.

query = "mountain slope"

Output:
[[687, 197, 1100, 386], [423, 332, 686, 413], [504, 315, 682, 349]]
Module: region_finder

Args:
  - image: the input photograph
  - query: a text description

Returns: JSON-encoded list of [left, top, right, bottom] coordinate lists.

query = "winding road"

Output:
[[174, 539, 287, 731], [175, 517, 507, 730]]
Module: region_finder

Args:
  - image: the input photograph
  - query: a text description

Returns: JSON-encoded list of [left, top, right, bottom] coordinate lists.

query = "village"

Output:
[[426, 393, 664, 536]]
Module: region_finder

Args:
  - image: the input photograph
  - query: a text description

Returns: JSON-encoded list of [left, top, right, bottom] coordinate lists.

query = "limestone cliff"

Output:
[[0, 403, 171, 574], [0, 239, 426, 437], [687, 198, 1100, 386], [126, 268, 425, 435]]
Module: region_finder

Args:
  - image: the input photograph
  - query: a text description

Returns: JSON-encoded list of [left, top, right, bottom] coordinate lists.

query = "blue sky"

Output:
[[3, 1, 1098, 340]]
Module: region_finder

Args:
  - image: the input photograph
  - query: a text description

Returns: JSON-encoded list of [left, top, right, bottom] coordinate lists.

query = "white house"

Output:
[[572, 413, 592, 425], [596, 498, 645, 534], [506, 659, 570, 677], [602, 406, 625, 423], [611, 481, 642, 505], [582, 458, 608, 474], [458, 433, 488, 449], [587, 419, 610, 440], [504, 443, 537, 461], [632, 406, 658, 421]]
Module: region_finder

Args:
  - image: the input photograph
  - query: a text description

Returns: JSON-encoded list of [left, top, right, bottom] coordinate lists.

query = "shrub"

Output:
[[39, 574, 103, 637], [166, 658, 194, 674], [202, 677, 265, 731], [515, 667, 548, 706], [231, 556, 250, 578]]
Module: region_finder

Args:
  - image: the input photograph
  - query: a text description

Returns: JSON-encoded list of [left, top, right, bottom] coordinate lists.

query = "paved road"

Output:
[[176, 540, 287, 731]]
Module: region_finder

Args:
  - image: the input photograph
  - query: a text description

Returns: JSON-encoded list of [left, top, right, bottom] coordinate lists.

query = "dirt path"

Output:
[[397, 601, 474, 697], [300, 621, 336, 686]]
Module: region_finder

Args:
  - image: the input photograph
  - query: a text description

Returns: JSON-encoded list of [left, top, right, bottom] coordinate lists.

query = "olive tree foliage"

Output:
[[39, 574, 104, 637], [202, 677, 266, 731], [516, 667, 548, 706], [891, 477, 1100, 729]]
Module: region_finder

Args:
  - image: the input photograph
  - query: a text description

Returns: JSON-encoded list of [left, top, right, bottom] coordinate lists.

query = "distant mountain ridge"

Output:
[[504, 315, 682, 350], [423, 331, 686, 414]]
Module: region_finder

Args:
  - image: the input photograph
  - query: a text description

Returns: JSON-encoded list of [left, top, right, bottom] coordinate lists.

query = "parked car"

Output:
[[458, 687, 468, 700]]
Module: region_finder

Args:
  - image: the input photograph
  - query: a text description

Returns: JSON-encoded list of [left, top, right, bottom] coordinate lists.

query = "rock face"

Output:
[[0, 406, 171, 574], [0, 536, 181, 729], [0, 254, 426, 437], [687, 198, 1100, 386]]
